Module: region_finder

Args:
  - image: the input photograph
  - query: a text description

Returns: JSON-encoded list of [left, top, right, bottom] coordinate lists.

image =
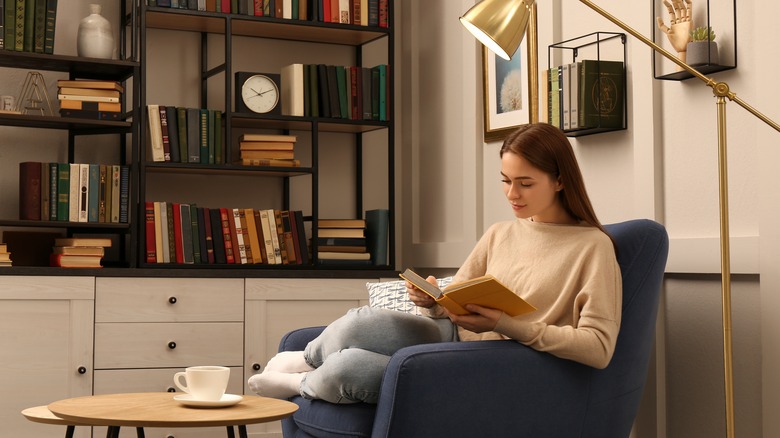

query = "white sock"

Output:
[[263, 351, 314, 373], [248, 371, 305, 399]]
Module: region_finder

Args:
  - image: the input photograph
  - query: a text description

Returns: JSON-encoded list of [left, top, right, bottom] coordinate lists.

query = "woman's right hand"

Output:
[[406, 276, 438, 308]]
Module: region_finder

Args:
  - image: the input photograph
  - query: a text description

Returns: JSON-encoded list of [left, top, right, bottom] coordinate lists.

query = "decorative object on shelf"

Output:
[[16, 72, 54, 116], [77, 4, 115, 59], [461, 1, 779, 437], [235, 72, 282, 115], [687, 26, 718, 66], [655, 0, 693, 69], [477, 4, 539, 142], [0, 95, 19, 114], [652, 0, 736, 80]]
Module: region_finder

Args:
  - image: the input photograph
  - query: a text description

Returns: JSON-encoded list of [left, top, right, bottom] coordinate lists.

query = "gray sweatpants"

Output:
[[300, 306, 456, 404]]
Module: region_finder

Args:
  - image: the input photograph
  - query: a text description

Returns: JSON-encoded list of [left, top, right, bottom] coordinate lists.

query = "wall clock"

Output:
[[235, 72, 281, 115]]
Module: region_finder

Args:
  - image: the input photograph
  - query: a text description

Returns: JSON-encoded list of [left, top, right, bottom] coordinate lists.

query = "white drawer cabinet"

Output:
[[94, 277, 245, 438]]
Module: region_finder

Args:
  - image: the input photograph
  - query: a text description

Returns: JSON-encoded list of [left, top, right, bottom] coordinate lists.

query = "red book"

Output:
[[203, 207, 216, 264], [322, 0, 331, 22], [172, 203, 184, 264], [145, 201, 157, 263], [330, 0, 339, 23], [254, 0, 263, 15], [228, 208, 242, 263], [221, 0, 231, 13], [378, 0, 388, 28], [19, 161, 42, 221], [350, 66, 360, 120], [219, 207, 236, 264], [253, 209, 268, 264], [288, 210, 302, 265], [352, 0, 360, 25]]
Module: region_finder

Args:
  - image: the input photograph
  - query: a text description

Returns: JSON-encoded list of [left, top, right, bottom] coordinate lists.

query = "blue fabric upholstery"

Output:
[[278, 219, 669, 438]]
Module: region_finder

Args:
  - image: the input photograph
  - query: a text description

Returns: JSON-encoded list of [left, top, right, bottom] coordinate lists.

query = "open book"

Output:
[[399, 269, 537, 317]]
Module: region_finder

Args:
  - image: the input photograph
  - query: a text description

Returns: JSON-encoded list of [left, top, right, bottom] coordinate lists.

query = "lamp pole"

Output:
[[578, 1, 780, 437]]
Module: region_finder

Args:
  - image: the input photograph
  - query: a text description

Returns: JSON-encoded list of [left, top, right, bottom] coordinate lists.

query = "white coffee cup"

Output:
[[173, 366, 230, 401]]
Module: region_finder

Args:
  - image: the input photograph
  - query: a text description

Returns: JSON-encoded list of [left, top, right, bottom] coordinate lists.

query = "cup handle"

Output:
[[173, 372, 189, 393]]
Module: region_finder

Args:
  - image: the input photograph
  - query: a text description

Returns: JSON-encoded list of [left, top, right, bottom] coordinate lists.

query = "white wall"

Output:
[[398, 0, 779, 436]]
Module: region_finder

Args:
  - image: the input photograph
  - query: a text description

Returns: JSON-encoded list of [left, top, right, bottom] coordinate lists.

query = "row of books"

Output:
[[238, 133, 301, 167], [49, 237, 112, 268], [545, 59, 624, 132], [281, 63, 389, 121], [147, 105, 224, 164], [57, 79, 124, 121], [0, 243, 11, 267], [147, 0, 389, 28], [1, 0, 57, 53], [19, 162, 130, 224], [145, 203, 310, 265]]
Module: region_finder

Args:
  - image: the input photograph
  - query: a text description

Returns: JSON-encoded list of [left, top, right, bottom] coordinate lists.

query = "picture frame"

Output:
[[482, 5, 539, 142]]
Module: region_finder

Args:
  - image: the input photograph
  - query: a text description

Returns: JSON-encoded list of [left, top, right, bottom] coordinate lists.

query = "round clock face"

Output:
[[240, 74, 279, 114]]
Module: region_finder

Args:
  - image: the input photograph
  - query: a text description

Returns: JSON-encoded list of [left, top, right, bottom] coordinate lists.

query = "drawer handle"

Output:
[[77, 366, 87, 374], [167, 387, 176, 393], [252, 363, 261, 371], [168, 341, 177, 350], [168, 296, 177, 304]]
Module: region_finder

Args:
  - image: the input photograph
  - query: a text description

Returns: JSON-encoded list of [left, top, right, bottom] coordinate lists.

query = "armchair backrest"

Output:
[[584, 219, 669, 435]]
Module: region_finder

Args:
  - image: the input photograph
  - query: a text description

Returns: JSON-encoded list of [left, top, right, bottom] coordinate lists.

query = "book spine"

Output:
[[378, 0, 386, 27], [153, 201, 164, 263], [209, 208, 226, 264], [228, 208, 243, 263], [56, 162, 69, 221], [365, 208, 389, 265], [366, 0, 377, 26], [119, 165, 129, 223], [214, 110, 223, 164], [569, 62, 579, 130], [159, 105, 171, 161], [104, 164, 112, 223], [561, 63, 571, 131], [110, 165, 120, 223], [18, 162, 41, 221], [78, 163, 89, 222], [145, 201, 157, 263], [187, 108, 200, 163], [238, 209, 252, 263], [207, 110, 215, 164], [259, 209, 277, 264], [98, 164, 107, 222], [22, 0, 32, 51], [68, 163, 79, 222], [32, 0, 43, 52], [88, 164, 99, 222], [180, 204, 194, 264], [166, 202, 175, 262], [203, 207, 216, 264], [219, 208, 236, 264], [39, 162, 49, 221], [196, 206, 207, 263], [293, 210, 309, 264], [199, 108, 209, 164], [171, 202, 182, 263], [281, 210, 297, 264], [244, 208, 262, 264], [177, 107, 188, 164], [273, 209, 289, 264], [147, 105, 165, 162]]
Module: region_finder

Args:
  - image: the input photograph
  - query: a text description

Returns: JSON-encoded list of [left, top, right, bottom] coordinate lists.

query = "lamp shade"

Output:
[[460, 0, 535, 60]]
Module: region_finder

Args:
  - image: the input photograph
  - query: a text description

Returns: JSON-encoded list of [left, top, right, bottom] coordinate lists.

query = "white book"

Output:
[[147, 105, 165, 162], [197, 0, 206, 11], [68, 163, 80, 222], [57, 94, 120, 103], [160, 201, 170, 263], [283, 0, 292, 18], [78, 163, 89, 222], [280, 64, 305, 117], [561, 63, 571, 131], [569, 62, 580, 130], [232, 208, 249, 264], [260, 209, 279, 264], [338, 0, 350, 23]]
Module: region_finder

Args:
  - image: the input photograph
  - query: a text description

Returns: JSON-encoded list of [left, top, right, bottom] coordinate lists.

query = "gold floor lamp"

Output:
[[460, 0, 780, 437]]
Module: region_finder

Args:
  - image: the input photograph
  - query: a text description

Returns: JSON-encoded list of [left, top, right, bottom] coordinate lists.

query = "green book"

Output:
[[14, 0, 24, 51], [32, 0, 43, 52], [186, 108, 200, 163], [22, 0, 32, 51], [176, 107, 188, 164], [190, 204, 200, 264], [3, 0, 14, 50], [578, 59, 624, 129], [48, 162, 57, 220], [335, 65, 348, 120], [199, 108, 208, 164], [88, 164, 99, 222], [308, 64, 319, 117], [56, 162, 69, 221], [43, 0, 56, 54], [376, 64, 387, 121]]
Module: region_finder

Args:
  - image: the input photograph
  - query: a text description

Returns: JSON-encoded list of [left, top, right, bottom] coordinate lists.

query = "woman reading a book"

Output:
[[250, 123, 621, 404]]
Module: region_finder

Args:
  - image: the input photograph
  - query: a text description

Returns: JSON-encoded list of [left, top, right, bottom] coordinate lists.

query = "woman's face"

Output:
[[501, 151, 567, 223]]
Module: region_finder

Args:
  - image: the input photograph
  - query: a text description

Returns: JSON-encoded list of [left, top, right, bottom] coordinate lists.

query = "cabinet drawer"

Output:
[[95, 277, 244, 322], [94, 367, 244, 395], [95, 322, 243, 369]]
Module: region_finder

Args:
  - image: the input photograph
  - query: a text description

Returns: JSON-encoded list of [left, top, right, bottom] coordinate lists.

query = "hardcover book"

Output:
[[145, 201, 157, 263], [18, 161, 41, 221], [578, 59, 624, 130], [399, 269, 537, 317]]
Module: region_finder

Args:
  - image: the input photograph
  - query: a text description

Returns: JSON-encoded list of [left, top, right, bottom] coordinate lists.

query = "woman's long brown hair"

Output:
[[500, 123, 617, 251]]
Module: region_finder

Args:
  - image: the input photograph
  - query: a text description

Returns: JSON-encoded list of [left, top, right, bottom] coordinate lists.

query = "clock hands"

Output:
[[249, 87, 274, 98]]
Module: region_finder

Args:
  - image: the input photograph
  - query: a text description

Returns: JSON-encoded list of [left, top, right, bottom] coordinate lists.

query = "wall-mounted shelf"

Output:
[[652, 0, 737, 80], [547, 32, 627, 137]]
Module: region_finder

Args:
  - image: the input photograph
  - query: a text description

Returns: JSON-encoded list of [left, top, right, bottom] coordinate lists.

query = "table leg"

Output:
[[64, 425, 75, 438], [226, 426, 236, 438], [239, 425, 248, 438], [136, 427, 145, 438]]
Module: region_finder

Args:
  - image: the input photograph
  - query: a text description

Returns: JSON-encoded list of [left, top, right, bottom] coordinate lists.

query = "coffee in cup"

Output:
[[173, 366, 230, 401]]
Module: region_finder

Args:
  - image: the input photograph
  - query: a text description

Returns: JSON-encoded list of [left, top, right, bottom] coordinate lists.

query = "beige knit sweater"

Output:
[[425, 218, 621, 369]]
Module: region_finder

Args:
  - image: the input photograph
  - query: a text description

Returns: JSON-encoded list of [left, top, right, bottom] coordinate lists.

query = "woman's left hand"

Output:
[[447, 304, 502, 333]]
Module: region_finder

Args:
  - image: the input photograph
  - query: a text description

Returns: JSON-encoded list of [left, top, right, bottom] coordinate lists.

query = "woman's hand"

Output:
[[448, 304, 502, 333], [406, 276, 438, 308]]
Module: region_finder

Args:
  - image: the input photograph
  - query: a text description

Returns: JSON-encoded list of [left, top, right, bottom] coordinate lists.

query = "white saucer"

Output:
[[173, 393, 243, 408]]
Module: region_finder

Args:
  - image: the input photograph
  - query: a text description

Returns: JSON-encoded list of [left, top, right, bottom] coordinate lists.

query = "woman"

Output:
[[249, 123, 621, 404]]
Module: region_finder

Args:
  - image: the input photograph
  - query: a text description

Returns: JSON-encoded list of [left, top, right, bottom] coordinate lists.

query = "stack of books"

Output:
[[50, 237, 111, 268], [0, 243, 12, 268], [57, 80, 124, 120], [239, 134, 299, 167], [316, 218, 371, 264]]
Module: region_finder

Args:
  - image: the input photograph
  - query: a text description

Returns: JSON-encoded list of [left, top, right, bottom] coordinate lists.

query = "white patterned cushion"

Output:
[[367, 277, 454, 315]]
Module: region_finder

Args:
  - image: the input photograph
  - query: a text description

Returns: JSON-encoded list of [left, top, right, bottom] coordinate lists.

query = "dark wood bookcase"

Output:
[[135, 2, 395, 274]]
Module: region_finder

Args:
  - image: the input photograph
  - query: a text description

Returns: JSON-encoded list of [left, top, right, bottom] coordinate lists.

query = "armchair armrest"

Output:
[[372, 340, 594, 438], [278, 326, 325, 352]]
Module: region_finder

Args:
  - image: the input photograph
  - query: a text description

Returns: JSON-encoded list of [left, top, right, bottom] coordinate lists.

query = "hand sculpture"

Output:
[[656, 0, 693, 64]]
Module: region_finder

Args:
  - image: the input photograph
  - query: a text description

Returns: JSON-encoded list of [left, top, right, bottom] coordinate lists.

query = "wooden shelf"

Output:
[[0, 112, 132, 131], [230, 113, 390, 134], [0, 51, 137, 80], [143, 162, 313, 177], [0, 219, 130, 229]]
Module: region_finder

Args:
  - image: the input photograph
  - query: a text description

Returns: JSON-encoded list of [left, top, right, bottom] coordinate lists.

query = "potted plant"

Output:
[[687, 26, 719, 66]]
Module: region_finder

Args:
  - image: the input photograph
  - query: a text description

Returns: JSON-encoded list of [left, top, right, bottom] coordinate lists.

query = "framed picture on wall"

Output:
[[481, 5, 539, 142]]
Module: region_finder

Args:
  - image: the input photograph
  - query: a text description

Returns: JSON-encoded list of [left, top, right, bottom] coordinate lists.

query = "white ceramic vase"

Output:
[[77, 4, 115, 59]]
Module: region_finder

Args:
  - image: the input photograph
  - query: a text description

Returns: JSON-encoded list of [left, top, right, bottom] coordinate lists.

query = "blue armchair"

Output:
[[277, 219, 669, 438]]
